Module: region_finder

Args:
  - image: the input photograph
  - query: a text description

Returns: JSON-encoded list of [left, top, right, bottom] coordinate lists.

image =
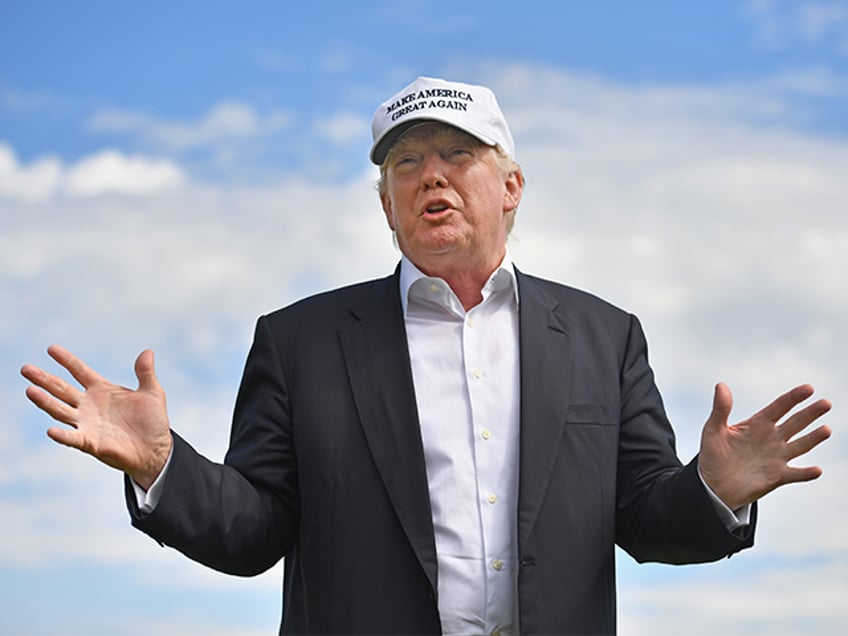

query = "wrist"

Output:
[[130, 434, 173, 491]]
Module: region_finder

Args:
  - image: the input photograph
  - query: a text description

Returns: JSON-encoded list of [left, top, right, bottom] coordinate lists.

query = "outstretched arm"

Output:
[[21, 344, 173, 490], [698, 382, 832, 511]]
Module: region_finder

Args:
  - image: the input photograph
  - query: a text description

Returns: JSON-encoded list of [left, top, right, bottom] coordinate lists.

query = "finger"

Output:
[[47, 344, 104, 389], [781, 465, 824, 485], [25, 385, 78, 426], [134, 349, 159, 393], [47, 428, 125, 473], [703, 382, 733, 434], [777, 398, 833, 440], [786, 424, 833, 460], [756, 384, 816, 424], [47, 425, 86, 451], [20, 363, 82, 407]]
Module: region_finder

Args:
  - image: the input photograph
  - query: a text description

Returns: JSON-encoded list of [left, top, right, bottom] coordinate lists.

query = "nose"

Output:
[[420, 153, 447, 190]]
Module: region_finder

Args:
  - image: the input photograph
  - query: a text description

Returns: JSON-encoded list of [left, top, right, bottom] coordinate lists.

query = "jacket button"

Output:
[[521, 556, 536, 567]]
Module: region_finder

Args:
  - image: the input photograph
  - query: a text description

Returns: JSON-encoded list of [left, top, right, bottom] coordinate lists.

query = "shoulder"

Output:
[[261, 271, 399, 330], [516, 271, 653, 371], [516, 270, 631, 322]]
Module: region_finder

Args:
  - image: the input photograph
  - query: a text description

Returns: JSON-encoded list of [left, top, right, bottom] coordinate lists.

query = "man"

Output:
[[21, 77, 832, 635]]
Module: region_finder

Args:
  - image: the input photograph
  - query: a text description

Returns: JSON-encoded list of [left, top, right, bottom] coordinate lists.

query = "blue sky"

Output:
[[2, 1, 847, 634], [4, 1, 847, 164]]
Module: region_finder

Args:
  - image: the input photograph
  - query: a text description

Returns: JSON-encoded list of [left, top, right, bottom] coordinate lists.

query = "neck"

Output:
[[410, 250, 505, 311], [444, 272, 487, 311]]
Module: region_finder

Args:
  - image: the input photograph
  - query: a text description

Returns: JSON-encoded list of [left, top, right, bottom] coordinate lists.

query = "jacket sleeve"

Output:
[[614, 314, 756, 564], [125, 315, 300, 576]]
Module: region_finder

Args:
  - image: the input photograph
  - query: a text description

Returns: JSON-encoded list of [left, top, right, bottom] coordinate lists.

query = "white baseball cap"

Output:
[[369, 76, 515, 165]]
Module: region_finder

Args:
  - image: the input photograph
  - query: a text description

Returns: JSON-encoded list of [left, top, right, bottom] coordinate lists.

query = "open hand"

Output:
[[699, 383, 832, 511], [21, 345, 173, 490]]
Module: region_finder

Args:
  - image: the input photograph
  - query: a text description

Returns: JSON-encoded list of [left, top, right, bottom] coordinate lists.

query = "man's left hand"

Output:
[[698, 383, 832, 511]]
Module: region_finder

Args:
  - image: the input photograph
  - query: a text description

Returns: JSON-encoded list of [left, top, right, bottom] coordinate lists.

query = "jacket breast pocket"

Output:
[[566, 403, 615, 427]]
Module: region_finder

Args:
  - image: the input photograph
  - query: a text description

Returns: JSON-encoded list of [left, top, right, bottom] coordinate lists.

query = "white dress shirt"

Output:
[[400, 254, 521, 636]]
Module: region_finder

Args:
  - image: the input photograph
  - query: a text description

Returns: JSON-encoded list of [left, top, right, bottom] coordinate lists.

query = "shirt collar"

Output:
[[399, 250, 519, 316]]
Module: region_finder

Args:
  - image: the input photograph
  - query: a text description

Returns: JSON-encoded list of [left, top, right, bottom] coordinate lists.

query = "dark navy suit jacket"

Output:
[[127, 267, 755, 634]]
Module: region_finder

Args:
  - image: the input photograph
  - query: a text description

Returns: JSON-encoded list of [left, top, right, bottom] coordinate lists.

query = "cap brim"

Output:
[[370, 115, 497, 165]]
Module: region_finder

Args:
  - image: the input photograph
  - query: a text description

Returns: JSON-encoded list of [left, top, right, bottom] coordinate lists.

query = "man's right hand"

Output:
[[21, 345, 173, 490]]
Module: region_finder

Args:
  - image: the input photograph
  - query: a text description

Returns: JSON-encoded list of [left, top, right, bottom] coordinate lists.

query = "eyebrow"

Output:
[[390, 132, 482, 157]]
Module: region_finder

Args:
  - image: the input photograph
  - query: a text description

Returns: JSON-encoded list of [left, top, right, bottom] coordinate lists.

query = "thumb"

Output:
[[134, 349, 160, 393], [704, 382, 733, 435]]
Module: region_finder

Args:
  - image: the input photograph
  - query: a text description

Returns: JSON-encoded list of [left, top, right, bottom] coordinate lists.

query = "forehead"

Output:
[[390, 122, 485, 152]]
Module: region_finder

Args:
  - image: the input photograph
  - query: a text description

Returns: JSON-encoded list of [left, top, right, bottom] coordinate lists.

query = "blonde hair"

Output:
[[377, 122, 523, 234]]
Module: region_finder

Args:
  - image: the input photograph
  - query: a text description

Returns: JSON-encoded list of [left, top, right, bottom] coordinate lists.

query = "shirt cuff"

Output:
[[697, 466, 751, 530], [130, 447, 174, 513]]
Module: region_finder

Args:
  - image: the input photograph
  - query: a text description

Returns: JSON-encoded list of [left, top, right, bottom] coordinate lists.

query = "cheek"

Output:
[[381, 189, 399, 230], [384, 210, 396, 231]]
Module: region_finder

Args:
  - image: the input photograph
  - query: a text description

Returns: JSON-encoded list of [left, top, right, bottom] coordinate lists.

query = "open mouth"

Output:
[[424, 202, 451, 215]]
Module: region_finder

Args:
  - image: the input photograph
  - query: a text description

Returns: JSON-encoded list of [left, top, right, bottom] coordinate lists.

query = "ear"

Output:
[[502, 168, 524, 212], [380, 188, 396, 231]]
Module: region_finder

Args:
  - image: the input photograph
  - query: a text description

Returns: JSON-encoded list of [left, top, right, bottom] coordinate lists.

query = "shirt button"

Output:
[[492, 559, 503, 571], [481, 429, 492, 440], [487, 493, 497, 504], [467, 316, 474, 327], [473, 369, 482, 379], [429, 283, 439, 294]]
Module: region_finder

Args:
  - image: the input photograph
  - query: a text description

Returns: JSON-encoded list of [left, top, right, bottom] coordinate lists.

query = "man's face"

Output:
[[380, 123, 523, 278]]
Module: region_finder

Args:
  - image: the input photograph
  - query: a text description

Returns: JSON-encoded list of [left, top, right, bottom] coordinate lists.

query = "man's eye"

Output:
[[448, 147, 472, 158]]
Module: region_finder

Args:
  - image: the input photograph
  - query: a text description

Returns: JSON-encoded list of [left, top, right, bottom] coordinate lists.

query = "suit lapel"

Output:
[[516, 271, 574, 549], [337, 270, 438, 593]]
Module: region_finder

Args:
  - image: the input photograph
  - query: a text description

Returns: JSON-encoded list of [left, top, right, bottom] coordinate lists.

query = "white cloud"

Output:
[[0, 142, 186, 202], [488, 66, 847, 428], [745, 0, 848, 53], [765, 65, 848, 95], [65, 149, 185, 196], [315, 112, 370, 145], [0, 86, 59, 112], [0, 142, 62, 202], [4, 63, 847, 634], [619, 557, 848, 635], [799, 2, 848, 40], [89, 101, 293, 151]]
